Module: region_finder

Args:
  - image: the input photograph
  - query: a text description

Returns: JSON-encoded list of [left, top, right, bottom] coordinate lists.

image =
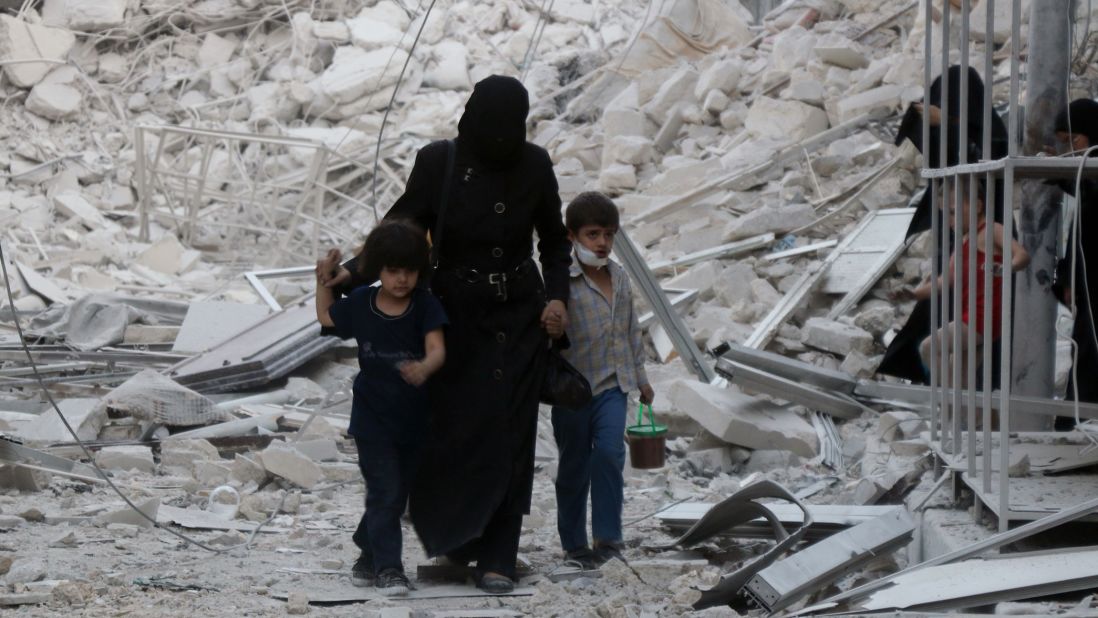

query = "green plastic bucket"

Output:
[[626, 403, 667, 469]]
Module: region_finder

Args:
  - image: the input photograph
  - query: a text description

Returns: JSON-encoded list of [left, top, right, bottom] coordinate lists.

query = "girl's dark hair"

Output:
[[357, 220, 430, 280], [565, 191, 620, 232]]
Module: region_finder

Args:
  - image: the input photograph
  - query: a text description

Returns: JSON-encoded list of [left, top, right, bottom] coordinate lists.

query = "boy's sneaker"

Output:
[[594, 543, 626, 566], [351, 554, 374, 588], [375, 568, 410, 597]]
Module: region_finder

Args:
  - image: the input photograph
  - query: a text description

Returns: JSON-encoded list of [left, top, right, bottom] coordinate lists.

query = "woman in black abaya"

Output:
[[878, 66, 1009, 383], [322, 75, 572, 592], [1053, 99, 1098, 406]]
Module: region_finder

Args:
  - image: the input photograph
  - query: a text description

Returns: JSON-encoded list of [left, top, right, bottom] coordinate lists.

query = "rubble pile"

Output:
[[1, 0, 1098, 615]]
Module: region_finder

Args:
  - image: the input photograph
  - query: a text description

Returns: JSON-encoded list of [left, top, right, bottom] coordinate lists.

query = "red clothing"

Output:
[[959, 223, 1003, 339]]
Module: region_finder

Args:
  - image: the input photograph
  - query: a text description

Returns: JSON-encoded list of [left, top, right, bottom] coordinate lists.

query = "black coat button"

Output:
[[497, 332, 506, 343], [494, 202, 506, 213], [492, 247, 503, 258], [493, 369, 503, 380]]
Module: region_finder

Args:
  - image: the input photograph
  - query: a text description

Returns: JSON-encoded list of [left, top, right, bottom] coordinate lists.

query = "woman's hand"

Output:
[[316, 248, 351, 288], [639, 384, 655, 405], [913, 103, 942, 127], [541, 300, 568, 339]]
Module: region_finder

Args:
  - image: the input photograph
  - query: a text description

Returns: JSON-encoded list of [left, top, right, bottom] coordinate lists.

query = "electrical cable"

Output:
[[0, 238, 289, 554]]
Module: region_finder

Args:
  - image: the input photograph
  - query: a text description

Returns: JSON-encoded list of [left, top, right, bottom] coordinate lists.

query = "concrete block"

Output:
[[292, 439, 340, 462], [702, 89, 729, 115], [878, 410, 927, 442], [43, 0, 127, 31], [25, 83, 82, 120], [286, 590, 309, 614], [667, 261, 725, 301], [259, 444, 323, 489], [836, 84, 902, 124], [694, 59, 742, 99], [0, 16, 76, 88], [783, 79, 826, 106], [854, 304, 895, 335], [713, 262, 756, 307], [669, 381, 818, 458], [718, 104, 746, 131], [198, 32, 237, 68], [598, 163, 637, 191], [53, 191, 108, 229], [723, 203, 815, 241], [750, 278, 782, 307], [815, 39, 869, 70], [650, 323, 677, 364], [891, 439, 930, 457], [802, 317, 874, 355], [231, 453, 268, 484], [602, 106, 649, 141], [319, 462, 360, 483], [840, 350, 880, 379], [18, 398, 104, 442], [685, 447, 737, 476], [0, 516, 25, 530], [136, 234, 186, 275], [95, 497, 159, 528], [194, 461, 232, 486], [347, 2, 408, 49], [643, 67, 698, 125], [95, 445, 155, 473], [769, 26, 817, 73], [160, 439, 219, 470], [604, 135, 654, 165], [317, 45, 407, 105], [745, 96, 829, 142], [647, 157, 724, 196], [654, 103, 685, 152]]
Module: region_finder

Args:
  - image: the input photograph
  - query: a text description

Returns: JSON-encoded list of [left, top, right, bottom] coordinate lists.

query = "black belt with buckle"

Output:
[[449, 260, 533, 301]]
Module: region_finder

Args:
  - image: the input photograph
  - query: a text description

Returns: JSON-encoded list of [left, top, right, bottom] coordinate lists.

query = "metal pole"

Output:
[[961, 0, 978, 474], [926, 0, 939, 446], [1010, 0, 1071, 430], [980, 0, 996, 495], [940, 0, 953, 453]]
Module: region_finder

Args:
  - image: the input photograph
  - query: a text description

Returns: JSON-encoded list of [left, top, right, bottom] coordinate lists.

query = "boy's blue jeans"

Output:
[[352, 437, 420, 573], [551, 387, 627, 552]]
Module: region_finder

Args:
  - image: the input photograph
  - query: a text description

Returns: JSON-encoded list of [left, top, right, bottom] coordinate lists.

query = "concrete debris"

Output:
[[0, 0, 1086, 614]]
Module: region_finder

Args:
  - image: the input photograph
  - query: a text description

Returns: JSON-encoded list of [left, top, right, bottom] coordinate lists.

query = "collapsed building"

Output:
[[0, 0, 1097, 615]]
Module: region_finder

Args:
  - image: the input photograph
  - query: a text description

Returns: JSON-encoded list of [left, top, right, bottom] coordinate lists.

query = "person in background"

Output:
[[1053, 99, 1098, 408], [317, 75, 572, 594], [315, 220, 448, 596], [551, 192, 653, 570]]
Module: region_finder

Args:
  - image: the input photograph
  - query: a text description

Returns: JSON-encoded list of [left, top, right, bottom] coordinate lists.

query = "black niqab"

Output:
[[457, 75, 530, 171], [1055, 98, 1098, 148]]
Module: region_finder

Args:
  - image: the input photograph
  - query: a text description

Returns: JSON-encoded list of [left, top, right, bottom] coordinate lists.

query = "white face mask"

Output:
[[574, 243, 608, 267]]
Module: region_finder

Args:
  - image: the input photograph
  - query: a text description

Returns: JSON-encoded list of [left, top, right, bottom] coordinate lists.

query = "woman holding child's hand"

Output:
[[321, 75, 571, 594]]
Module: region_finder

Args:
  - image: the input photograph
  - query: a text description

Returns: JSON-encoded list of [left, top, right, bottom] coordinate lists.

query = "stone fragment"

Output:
[[43, 0, 127, 31], [320, 559, 343, 570], [604, 135, 654, 165], [783, 79, 826, 106], [106, 523, 139, 538], [745, 97, 829, 141], [194, 461, 232, 486], [0, 556, 10, 576], [312, 21, 349, 42], [836, 84, 902, 123], [694, 59, 742, 99], [135, 234, 186, 275], [292, 439, 340, 462], [878, 410, 927, 442], [643, 67, 698, 125], [667, 261, 724, 301], [316, 45, 407, 104], [750, 278, 781, 307], [718, 105, 745, 131], [0, 16, 76, 88], [802, 317, 874, 355], [702, 89, 729, 115], [712, 262, 756, 307], [347, 2, 408, 49], [669, 381, 818, 457], [96, 52, 126, 83], [198, 32, 236, 68], [95, 497, 159, 528], [52, 191, 108, 229], [684, 447, 737, 476], [160, 439, 219, 470], [49, 531, 76, 548], [648, 157, 724, 196], [286, 591, 309, 614], [25, 83, 82, 120], [854, 304, 895, 335], [423, 40, 471, 90], [0, 516, 24, 530], [95, 445, 155, 473], [259, 445, 322, 489], [815, 39, 869, 69], [891, 439, 929, 457], [598, 163, 636, 191], [654, 103, 685, 152], [840, 350, 880, 379], [19, 398, 104, 442], [723, 203, 815, 241]]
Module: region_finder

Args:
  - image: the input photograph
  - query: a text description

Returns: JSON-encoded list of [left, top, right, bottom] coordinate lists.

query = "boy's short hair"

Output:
[[565, 191, 620, 232], [357, 219, 430, 280]]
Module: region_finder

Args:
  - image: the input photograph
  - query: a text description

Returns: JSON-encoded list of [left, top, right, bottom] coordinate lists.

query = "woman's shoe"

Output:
[[477, 572, 515, 594]]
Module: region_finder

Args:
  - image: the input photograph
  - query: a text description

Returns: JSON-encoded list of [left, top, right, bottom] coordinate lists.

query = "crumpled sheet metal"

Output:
[[26, 293, 188, 351], [663, 480, 814, 610]]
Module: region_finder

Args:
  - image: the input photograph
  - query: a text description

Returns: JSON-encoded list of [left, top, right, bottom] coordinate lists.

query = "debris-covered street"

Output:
[[3, 0, 1098, 615]]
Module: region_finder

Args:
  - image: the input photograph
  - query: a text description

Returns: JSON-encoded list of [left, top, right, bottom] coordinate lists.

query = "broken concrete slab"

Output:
[[25, 83, 83, 120], [0, 15, 76, 88], [745, 96, 829, 141], [836, 84, 902, 124], [258, 444, 322, 489], [723, 203, 815, 241], [171, 301, 271, 354], [42, 0, 127, 31], [18, 398, 104, 443], [95, 497, 159, 528], [160, 439, 219, 470], [95, 445, 155, 474], [291, 438, 340, 462], [669, 381, 818, 458], [802, 317, 874, 355]]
